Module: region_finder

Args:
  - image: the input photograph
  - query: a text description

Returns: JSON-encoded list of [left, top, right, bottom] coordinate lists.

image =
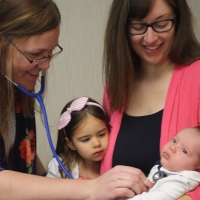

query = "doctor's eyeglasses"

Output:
[[127, 18, 175, 35], [8, 39, 63, 65]]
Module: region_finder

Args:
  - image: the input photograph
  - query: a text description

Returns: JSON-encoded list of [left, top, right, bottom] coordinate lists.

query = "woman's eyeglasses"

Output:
[[127, 18, 175, 35], [8, 39, 63, 65]]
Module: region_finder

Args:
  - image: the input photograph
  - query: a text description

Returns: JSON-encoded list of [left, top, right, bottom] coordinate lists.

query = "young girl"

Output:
[[46, 97, 110, 179]]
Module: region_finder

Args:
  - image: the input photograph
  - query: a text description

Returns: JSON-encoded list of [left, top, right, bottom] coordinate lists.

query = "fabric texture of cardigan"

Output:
[[100, 60, 200, 199]]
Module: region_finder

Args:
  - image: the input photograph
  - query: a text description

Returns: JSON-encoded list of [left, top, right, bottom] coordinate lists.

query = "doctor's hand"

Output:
[[89, 165, 147, 200]]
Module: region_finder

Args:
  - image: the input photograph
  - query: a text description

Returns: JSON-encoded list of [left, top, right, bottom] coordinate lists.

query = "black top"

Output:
[[112, 110, 163, 176]]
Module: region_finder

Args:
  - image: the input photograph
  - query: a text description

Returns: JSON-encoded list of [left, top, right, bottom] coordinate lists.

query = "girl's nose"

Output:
[[93, 137, 101, 148]]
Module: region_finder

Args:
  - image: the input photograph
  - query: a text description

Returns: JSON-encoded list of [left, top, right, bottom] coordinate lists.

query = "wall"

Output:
[[36, 0, 112, 169], [36, 0, 200, 169], [188, 0, 200, 41]]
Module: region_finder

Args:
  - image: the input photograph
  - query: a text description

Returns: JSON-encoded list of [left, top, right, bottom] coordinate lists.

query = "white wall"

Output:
[[36, 0, 200, 169], [36, 0, 112, 169]]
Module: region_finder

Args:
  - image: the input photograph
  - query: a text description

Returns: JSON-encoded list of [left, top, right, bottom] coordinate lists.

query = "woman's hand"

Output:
[[89, 165, 147, 200]]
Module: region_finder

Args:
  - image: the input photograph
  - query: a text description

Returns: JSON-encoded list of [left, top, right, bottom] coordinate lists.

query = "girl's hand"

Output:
[[89, 165, 147, 200]]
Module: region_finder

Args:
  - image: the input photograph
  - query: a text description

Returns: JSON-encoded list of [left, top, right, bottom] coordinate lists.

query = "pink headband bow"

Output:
[[58, 97, 105, 130]]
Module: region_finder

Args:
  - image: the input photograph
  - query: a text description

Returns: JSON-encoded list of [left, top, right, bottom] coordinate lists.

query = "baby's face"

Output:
[[160, 128, 200, 172]]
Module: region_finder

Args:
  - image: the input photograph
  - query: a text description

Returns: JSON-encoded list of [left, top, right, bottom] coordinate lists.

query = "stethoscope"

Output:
[[152, 170, 167, 183], [3, 70, 73, 179]]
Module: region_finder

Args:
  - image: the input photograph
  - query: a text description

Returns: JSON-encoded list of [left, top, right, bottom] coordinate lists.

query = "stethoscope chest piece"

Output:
[[153, 171, 166, 183]]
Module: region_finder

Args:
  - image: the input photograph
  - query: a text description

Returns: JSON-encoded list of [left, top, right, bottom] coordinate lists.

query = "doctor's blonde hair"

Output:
[[0, 0, 61, 155]]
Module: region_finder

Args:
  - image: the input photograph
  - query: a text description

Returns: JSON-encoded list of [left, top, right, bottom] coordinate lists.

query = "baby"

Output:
[[129, 127, 200, 200]]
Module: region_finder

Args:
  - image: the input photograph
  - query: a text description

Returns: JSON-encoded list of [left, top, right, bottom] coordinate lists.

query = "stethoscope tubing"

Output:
[[16, 74, 73, 179]]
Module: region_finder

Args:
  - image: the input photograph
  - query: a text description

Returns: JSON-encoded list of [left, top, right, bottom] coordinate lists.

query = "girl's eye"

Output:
[[81, 138, 90, 143], [181, 148, 187, 154], [98, 132, 106, 137]]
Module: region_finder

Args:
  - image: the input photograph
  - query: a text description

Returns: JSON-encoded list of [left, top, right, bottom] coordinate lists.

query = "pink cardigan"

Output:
[[100, 60, 200, 199]]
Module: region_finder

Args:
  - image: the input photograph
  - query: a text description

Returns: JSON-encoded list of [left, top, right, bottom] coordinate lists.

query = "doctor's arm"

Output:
[[0, 165, 146, 200]]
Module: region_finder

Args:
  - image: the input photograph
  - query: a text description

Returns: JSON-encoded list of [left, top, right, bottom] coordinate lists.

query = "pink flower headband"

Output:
[[58, 97, 105, 130]]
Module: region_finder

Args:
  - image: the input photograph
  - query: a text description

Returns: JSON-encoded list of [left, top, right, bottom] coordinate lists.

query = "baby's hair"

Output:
[[192, 127, 200, 168], [193, 126, 200, 134], [184, 126, 200, 138], [56, 97, 110, 178], [179, 126, 200, 135]]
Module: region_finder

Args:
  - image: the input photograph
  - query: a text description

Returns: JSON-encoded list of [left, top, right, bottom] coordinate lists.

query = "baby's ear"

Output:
[[65, 138, 76, 150]]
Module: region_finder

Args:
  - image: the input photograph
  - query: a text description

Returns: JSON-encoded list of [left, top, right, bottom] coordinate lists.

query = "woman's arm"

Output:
[[0, 165, 147, 200]]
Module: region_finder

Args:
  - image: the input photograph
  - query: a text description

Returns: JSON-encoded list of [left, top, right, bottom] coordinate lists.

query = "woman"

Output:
[[101, 0, 200, 199], [0, 0, 147, 199]]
